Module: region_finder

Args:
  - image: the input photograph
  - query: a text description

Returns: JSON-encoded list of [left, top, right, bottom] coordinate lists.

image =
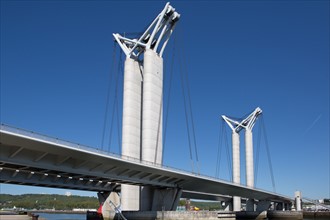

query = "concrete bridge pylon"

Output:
[[222, 116, 243, 211], [112, 2, 180, 212], [222, 107, 262, 211]]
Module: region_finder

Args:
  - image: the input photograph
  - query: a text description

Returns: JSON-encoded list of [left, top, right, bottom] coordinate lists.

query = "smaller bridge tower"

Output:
[[222, 115, 244, 211], [240, 107, 262, 190], [222, 107, 262, 211]]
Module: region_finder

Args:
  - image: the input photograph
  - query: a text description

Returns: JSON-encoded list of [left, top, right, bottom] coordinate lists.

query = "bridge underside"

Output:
[[0, 126, 292, 208]]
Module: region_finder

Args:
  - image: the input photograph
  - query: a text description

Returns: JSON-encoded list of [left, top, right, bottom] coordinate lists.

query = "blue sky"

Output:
[[1, 0, 329, 200]]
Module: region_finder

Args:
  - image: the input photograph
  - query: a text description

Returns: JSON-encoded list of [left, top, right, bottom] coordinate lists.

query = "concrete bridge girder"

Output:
[[0, 138, 183, 189], [0, 127, 293, 211]]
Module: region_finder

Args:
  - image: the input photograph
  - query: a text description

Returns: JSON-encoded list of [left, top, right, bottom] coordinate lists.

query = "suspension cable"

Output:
[[216, 119, 232, 180], [255, 117, 262, 187], [108, 50, 123, 152], [116, 96, 122, 154], [215, 120, 224, 178], [162, 32, 176, 164], [177, 32, 194, 172], [116, 55, 124, 154], [178, 25, 200, 174], [101, 42, 117, 150], [179, 59, 194, 173], [183, 60, 200, 174], [223, 123, 232, 181], [261, 116, 276, 192]]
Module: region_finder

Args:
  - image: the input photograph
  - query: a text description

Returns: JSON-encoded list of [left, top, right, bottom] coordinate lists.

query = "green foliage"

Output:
[[178, 200, 186, 206], [190, 201, 221, 211], [177, 199, 222, 211], [0, 194, 99, 210]]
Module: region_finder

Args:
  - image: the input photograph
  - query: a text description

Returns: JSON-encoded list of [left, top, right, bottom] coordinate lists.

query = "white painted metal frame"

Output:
[[221, 107, 262, 211], [222, 107, 262, 132], [113, 2, 180, 59]]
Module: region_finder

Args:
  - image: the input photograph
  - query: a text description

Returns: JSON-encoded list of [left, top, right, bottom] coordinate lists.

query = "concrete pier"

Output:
[[303, 211, 330, 219], [267, 211, 303, 220], [121, 57, 143, 211], [109, 210, 304, 220]]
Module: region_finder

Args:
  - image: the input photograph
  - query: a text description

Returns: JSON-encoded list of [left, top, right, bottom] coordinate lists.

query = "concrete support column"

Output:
[[140, 186, 153, 211], [256, 200, 271, 211], [232, 132, 241, 211], [295, 191, 302, 211], [245, 129, 254, 188], [151, 188, 182, 211], [97, 192, 120, 220], [121, 57, 143, 211], [224, 202, 233, 211], [141, 49, 163, 210], [142, 49, 163, 164], [246, 199, 255, 212], [141, 187, 182, 211]]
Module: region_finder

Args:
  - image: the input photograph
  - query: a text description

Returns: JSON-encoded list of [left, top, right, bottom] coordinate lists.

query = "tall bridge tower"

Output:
[[113, 2, 180, 211]]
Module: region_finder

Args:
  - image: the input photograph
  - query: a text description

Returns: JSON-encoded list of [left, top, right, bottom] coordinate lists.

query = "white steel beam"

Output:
[[113, 2, 180, 59]]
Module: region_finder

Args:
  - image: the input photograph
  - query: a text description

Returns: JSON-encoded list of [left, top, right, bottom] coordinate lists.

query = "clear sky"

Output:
[[1, 0, 329, 200]]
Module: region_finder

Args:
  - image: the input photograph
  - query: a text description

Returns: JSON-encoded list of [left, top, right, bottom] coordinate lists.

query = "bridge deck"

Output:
[[0, 125, 291, 203]]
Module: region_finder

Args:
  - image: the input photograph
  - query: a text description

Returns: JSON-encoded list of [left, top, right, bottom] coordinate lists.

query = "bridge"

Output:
[[0, 2, 300, 219], [0, 124, 291, 204], [0, 124, 291, 202]]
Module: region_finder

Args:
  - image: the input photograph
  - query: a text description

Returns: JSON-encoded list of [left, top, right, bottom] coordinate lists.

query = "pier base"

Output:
[[105, 210, 304, 220], [141, 187, 182, 211], [246, 199, 255, 211], [256, 200, 271, 212], [97, 191, 120, 219], [267, 211, 303, 220]]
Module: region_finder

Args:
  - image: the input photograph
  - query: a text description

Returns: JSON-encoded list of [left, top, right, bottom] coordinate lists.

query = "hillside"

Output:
[[0, 194, 99, 210], [0, 194, 225, 211]]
